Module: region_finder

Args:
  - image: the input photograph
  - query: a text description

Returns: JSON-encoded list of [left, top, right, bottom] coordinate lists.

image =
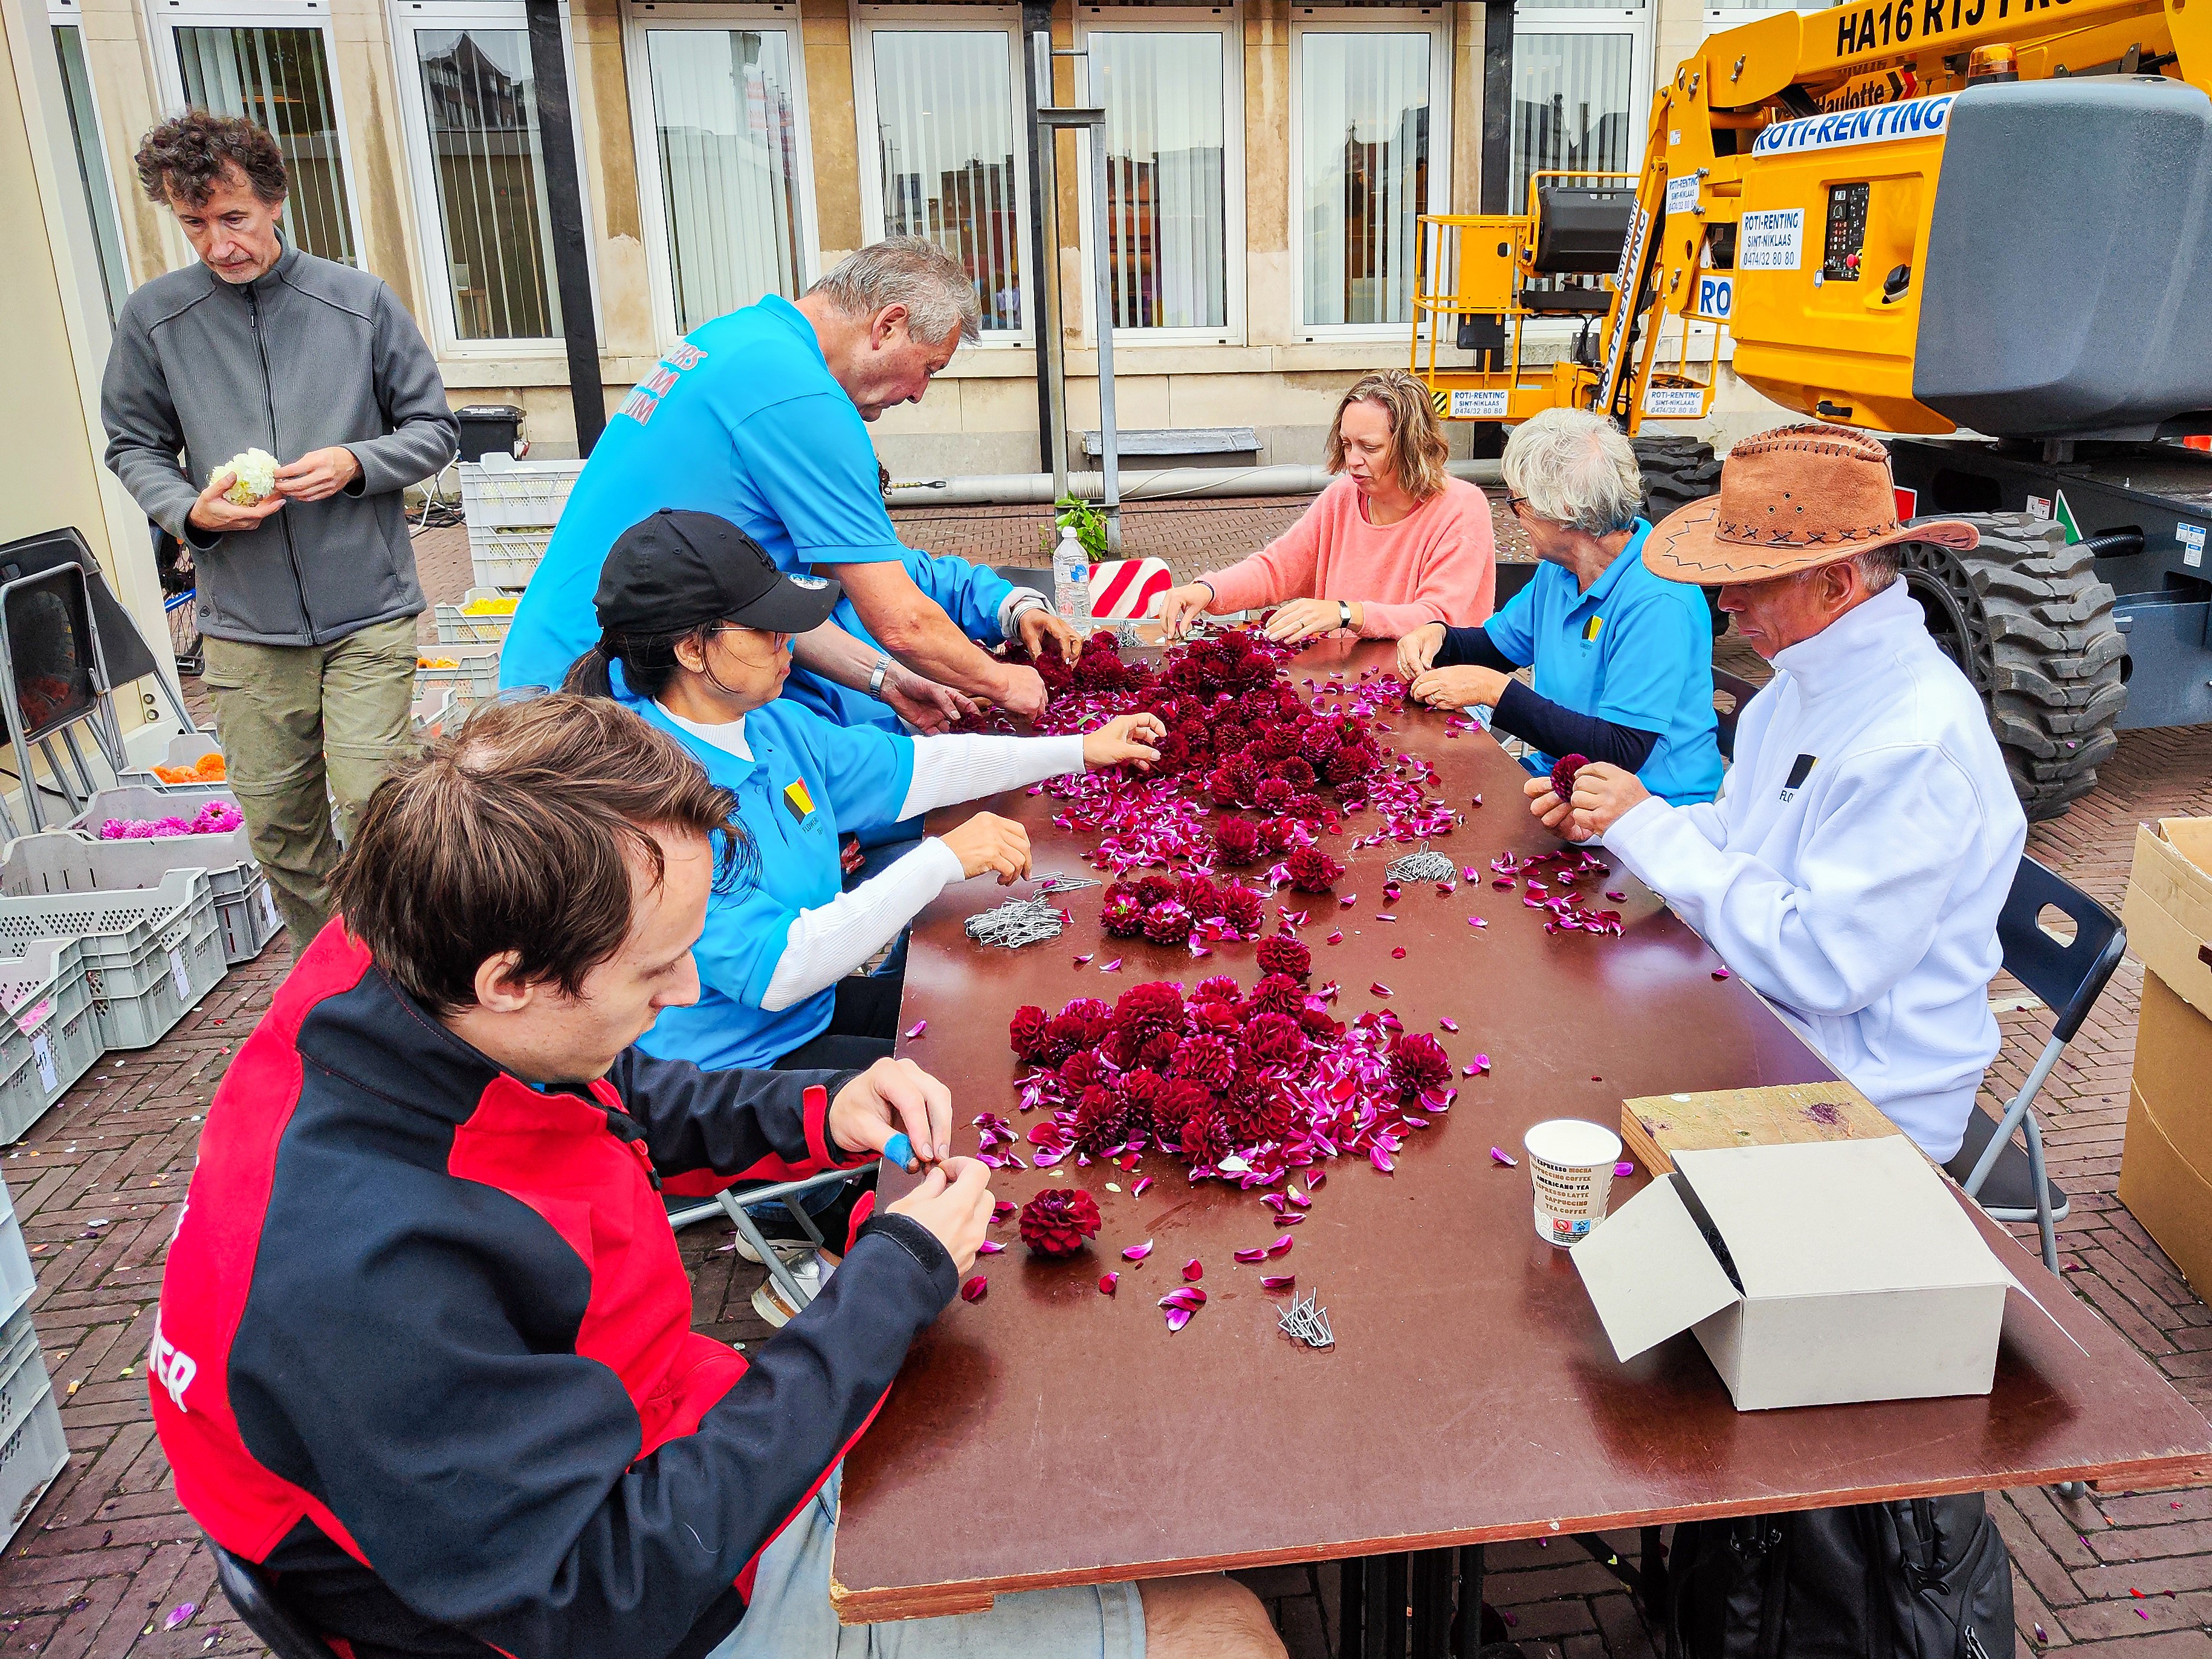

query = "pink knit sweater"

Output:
[[1200, 474, 1498, 637]]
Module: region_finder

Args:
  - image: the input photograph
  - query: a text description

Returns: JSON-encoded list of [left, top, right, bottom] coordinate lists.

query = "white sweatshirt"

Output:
[[660, 706, 1085, 1012], [1603, 581, 2026, 1162]]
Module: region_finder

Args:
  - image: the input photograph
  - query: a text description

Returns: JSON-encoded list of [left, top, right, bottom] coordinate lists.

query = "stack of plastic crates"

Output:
[[413, 648, 503, 733], [460, 454, 581, 590], [0, 938, 100, 1141], [57, 788, 280, 965], [0, 868, 226, 1049], [0, 1175, 63, 1547]]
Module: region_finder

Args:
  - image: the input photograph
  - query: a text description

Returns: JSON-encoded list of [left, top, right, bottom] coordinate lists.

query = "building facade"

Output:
[[38, 0, 1803, 477]]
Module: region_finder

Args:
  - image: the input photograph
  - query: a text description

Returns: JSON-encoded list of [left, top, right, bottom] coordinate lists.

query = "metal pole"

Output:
[[1021, 2, 1059, 483], [1480, 0, 1516, 215], [1085, 117, 1122, 554], [525, 0, 606, 456]]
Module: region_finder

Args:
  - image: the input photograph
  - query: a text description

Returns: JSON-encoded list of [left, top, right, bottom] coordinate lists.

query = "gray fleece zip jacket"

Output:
[[101, 245, 459, 647]]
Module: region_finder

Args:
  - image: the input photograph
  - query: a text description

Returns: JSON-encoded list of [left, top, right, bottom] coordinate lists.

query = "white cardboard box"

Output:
[[1571, 1137, 2011, 1411]]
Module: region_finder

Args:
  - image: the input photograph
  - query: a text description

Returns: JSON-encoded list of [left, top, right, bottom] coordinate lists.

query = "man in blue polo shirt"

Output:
[[500, 239, 1075, 728], [1397, 409, 1721, 804]]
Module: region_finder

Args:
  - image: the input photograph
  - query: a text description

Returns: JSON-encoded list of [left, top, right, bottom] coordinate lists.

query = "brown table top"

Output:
[[831, 639, 2212, 1624]]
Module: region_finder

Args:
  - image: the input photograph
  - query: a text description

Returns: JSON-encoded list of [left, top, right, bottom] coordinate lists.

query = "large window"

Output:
[[1509, 0, 1648, 215], [856, 13, 1027, 335], [50, 18, 131, 323], [627, 10, 812, 338], [407, 25, 561, 340], [1084, 20, 1237, 337], [1292, 19, 1446, 333], [173, 22, 358, 264]]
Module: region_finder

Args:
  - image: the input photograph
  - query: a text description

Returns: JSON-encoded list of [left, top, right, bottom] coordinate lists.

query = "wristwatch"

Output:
[[867, 655, 892, 699], [1337, 600, 1353, 632]]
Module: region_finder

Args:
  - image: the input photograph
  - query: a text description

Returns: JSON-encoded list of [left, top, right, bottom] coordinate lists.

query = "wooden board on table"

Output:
[[1622, 1081, 1899, 1176]]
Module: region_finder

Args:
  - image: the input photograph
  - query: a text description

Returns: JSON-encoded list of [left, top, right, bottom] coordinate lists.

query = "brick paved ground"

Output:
[[1, 511, 2204, 1659]]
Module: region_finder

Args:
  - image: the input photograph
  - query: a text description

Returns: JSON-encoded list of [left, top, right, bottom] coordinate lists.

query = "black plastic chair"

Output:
[[1712, 668, 1761, 762], [1943, 855, 2125, 1275], [207, 1539, 343, 1659]]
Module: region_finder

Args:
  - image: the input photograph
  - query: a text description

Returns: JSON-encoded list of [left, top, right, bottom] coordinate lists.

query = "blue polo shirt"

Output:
[[1484, 520, 1721, 805], [606, 666, 918, 1070], [498, 295, 1015, 730]]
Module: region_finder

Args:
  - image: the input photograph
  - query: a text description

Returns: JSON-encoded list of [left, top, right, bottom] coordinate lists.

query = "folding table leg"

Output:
[[1385, 1554, 1409, 1659], [1411, 1549, 1455, 1659], [1454, 1544, 1485, 1657], [1340, 1559, 1366, 1659], [1640, 1527, 1668, 1622]]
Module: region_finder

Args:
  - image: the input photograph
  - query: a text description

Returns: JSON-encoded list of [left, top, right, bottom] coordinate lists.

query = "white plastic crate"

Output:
[[433, 586, 520, 647], [458, 455, 581, 531], [40, 803, 278, 966], [0, 870, 227, 1049], [414, 648, 502, 714], [0, 1187, 33, 1323], [470, 529, 551, 591], [0, 940, 100, 1142], [0, 1388, 65, 1550]]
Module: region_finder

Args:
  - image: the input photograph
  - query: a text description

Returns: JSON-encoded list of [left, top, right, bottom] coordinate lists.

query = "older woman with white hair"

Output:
[[1396, 409, 1722, 804]]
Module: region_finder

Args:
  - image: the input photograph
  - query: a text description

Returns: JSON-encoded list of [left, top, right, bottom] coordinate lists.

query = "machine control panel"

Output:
[[1822, 183, 1871, 281]]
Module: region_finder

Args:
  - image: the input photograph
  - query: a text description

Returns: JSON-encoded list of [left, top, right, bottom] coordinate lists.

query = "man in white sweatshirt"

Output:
[[1526, 424, 2026, 1165]]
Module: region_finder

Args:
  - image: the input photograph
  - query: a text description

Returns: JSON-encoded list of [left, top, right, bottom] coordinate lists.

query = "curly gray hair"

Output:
[[1502, 409, 1644, 535], [806, 238, 983, 346]]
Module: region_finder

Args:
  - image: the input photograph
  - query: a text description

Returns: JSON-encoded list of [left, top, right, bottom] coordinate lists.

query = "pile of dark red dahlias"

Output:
[[1098, 871, 1268, 945], [1006, 972, 1457, 1184]]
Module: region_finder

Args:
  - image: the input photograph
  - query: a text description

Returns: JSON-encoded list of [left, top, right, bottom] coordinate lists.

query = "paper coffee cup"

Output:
[[1524, 1118, 1623, 1247]]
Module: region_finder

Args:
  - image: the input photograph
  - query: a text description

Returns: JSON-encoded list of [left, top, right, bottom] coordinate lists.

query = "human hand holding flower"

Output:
[[1409, 663, 1510, 711], [829, 1055, 955, 1168], [885, 1157, 995, 1275], [1522, 761, 1648, 842], [1081, 712, 1164, 772]]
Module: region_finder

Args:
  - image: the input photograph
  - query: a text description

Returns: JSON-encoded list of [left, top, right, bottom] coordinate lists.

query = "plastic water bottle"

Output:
[[1052, 524, 1092, 623]]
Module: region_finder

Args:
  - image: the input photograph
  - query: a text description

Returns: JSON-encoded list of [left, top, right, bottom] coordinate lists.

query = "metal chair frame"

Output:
[[207, 1538, 344, 1659], [1959, 855, 2126, 1276], [670, 1165, 868, 1313]]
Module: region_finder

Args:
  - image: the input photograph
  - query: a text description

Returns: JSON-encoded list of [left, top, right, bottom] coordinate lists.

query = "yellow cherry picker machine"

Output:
[[1413, 0, 2212, 815]]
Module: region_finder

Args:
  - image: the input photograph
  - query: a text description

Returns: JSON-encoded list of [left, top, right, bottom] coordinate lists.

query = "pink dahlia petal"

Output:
[[1122, 1240, 1154, 1261], [1099, 1272, 1119, 1295], [960, 1276, 989, 1303], [1261, 1274, 1295, 1290]]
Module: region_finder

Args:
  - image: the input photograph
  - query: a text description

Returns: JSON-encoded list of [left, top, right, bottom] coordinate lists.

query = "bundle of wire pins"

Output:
[[1385, 843, 1458, 884], [963, 875, 1099, 949]]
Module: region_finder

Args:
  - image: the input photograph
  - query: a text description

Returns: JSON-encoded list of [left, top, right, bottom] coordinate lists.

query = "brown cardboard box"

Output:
[[2120, 820, 2212, 1298]]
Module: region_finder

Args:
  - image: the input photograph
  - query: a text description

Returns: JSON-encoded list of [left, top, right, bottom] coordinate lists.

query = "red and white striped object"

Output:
[[1085, 557, 1174, 621]]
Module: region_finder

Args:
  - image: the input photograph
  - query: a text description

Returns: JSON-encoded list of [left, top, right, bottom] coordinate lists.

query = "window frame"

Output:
[[1287, 4, 1453, 344], [850, 1, 1034, 348], [47, 4, 136, 319], [1070, 5, 1244, 347], [386, 0, 596, 355], [143, 0, 372, 270], [622, 0, 821, 349]]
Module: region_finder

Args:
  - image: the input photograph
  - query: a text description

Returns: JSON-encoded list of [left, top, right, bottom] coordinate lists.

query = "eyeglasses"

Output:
[[1507, 494, 1533, 518]]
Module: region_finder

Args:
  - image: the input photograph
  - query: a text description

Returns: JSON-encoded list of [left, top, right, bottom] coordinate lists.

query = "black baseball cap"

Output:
[[594, 510, 842, 636]]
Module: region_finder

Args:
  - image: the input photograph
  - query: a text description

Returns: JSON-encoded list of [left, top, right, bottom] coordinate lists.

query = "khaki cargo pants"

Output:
[[200, 616, 418, 951]]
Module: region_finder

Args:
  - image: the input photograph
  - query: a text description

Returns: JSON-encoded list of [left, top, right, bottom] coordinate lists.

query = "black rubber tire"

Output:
[[1631, 436, 1726, 636], [1893, 513, 2126, 821]]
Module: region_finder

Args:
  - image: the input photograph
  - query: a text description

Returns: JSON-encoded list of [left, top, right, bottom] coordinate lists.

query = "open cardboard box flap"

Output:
[[1573, 1137, 2011, 1376], [2124, 818, 2212, 1017]]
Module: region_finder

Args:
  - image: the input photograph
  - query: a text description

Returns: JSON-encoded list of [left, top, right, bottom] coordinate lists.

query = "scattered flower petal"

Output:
[[1490, 1146, 1518, 1167], [1370, 981, 1392, 997], [1123, 1240, 1154, 1261], [1164, 1305, 1194, 1332], [1234, 1244, 1269, 1263], [1100, 957, 1122, 972], [1183, 1258, 1204, 1281], [1261, 1274, 1295, 1290], [1712, 967, 1732, 980], [1133, 1176, 1153, 1198], [1438, 1017, 1460, 1032], [992, 1199, 1017, 1224], [978, 1240, 1005, 1254], [1099, 1272, 1119, 1295], [1267, 1234, 1295, 1258], [1614, 1160, 1634, 1177], [1073, 953, 1094, 966], [165, 1605, 196, 1631], [1326, 930, 1344, 945], [960, 1276, 989, 1303], [905, 1020, 928, 1039]]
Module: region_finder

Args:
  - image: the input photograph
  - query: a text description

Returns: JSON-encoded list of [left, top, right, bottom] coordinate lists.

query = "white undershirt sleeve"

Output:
[[897, 734, 1087, 819], [759, 839, 966, 1011]]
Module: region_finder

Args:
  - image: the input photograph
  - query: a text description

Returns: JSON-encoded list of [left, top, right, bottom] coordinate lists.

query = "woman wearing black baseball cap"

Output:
[[568, 510, 1161, 1321]]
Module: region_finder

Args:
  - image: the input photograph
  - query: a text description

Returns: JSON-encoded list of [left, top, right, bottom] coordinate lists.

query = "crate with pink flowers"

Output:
[[54, 792, 277, 965], [0, 939, 99, 1142], [0, 868, 225, 1049]]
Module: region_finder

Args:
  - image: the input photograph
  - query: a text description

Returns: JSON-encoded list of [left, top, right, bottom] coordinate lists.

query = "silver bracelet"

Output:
[[867, 655, 891, 699]]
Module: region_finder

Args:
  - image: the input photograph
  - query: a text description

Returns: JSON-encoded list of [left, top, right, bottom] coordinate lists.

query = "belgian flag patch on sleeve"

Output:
[[783, 779, 815, 821]]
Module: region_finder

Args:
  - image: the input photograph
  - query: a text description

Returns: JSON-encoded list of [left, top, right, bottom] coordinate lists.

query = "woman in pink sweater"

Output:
[[1153, 369, 1497, 642]]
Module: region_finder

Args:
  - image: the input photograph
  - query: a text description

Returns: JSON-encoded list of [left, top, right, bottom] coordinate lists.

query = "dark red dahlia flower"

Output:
[[1172, 1033, 1238, 1090], [1260, 818, 1299, 854], [1112, 981, 1186, 1036], [1254, 933, 1311, 981], [1249, 972, 1308, 1018], [1153, 1078, 1211, 1142], [1221, 884, 1264, 934], [1177, 874, 1223, 920], [1212, 817, 1261, 867], [1253, 777, 1294, 812], [1041, 1012, 1090, 1066], [1019, 1188, 1103, 1255], [1180, 1102, 1234, 1167], [1270, 756, 1316, 790], [1549, 752, 1591, 800], [1388, 1032, 1453, 1102], [1243, 1011, 1307, 1067], [1221, 1075, 1293, 1148], [1133, 873, 1179, 908], [1009, 1004, 1052, 1062], [1194, 974, 1244, 1008], [1284, 846, 1347, 893], [1192, 1001, 1243, 1038], [1142, 900, 1193, 945], [1099, 886, 1148, 938], [1297, 1004, 1345, 1043], [1059, 1049, 1107, 1093]]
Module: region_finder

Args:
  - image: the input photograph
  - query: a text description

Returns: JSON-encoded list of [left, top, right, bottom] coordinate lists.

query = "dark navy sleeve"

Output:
[[607, 1046, 872, 1179], [1434, 621, 1522, 671], [1491, 679, 1661, 771]]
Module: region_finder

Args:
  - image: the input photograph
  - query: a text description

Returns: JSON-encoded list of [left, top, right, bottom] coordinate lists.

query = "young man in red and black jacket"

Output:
[[149, 688, 1281, 1659]]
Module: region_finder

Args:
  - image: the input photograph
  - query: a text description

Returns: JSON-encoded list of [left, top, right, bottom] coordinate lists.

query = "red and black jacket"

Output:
[[150, 924, 958, 1659]]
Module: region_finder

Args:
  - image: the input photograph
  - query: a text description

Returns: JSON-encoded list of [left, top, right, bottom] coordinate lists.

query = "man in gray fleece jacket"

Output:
[[102, 110, 457, 949]]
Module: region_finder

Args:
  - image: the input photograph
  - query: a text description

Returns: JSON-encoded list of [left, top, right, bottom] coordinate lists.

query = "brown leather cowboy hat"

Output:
[[1643, 423, 1977, 584]]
